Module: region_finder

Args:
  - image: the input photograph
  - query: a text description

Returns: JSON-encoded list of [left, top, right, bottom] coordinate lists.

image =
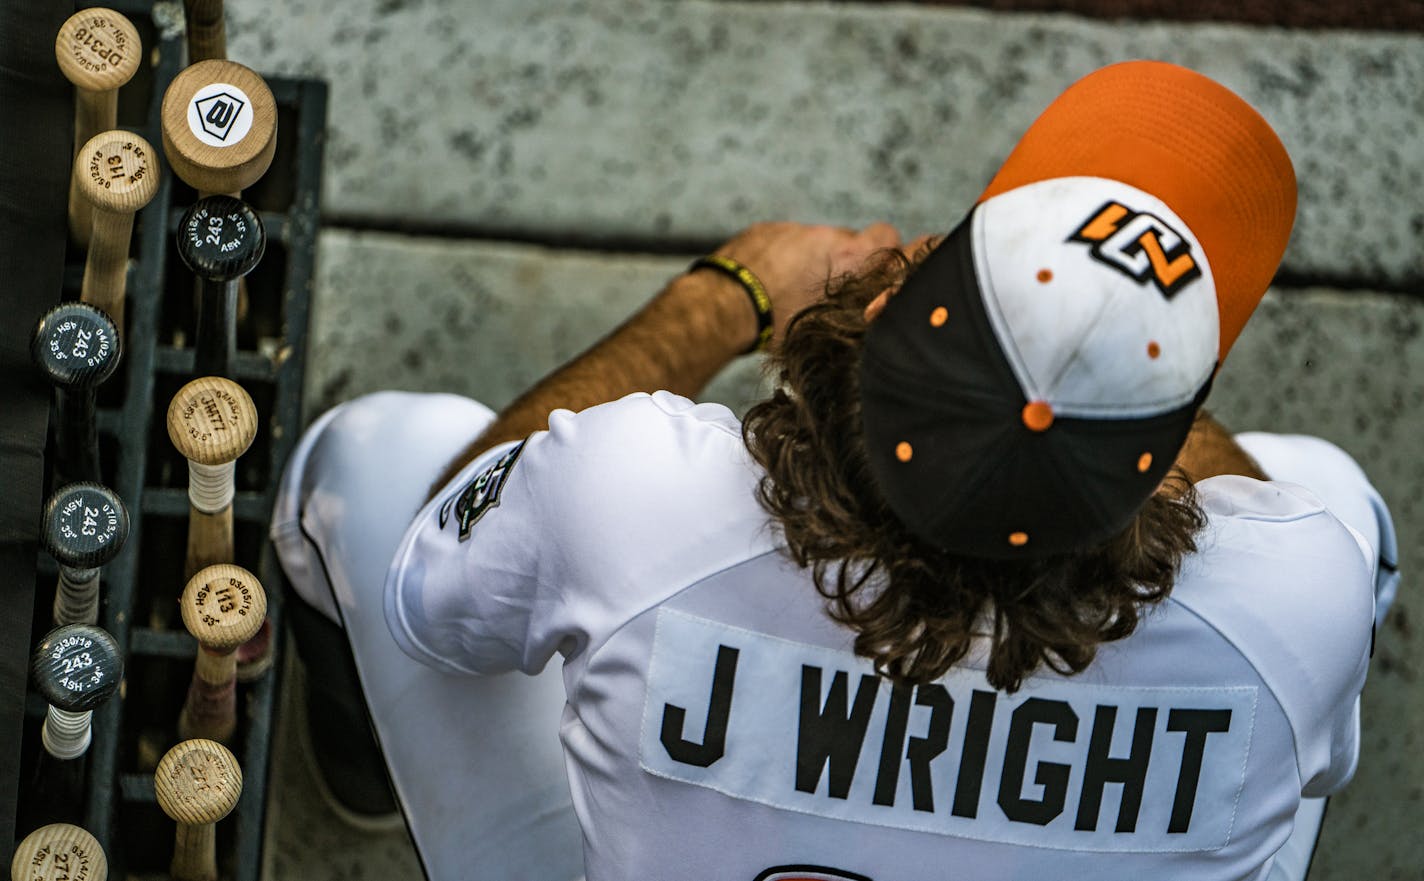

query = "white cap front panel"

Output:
[[971, 177, 1219, 418]]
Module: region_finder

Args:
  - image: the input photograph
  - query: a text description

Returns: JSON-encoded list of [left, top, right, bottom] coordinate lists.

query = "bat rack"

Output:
[[13, 1, 327, 877]]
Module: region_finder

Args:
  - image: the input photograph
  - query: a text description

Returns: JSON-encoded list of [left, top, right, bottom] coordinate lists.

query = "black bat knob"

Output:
[[178, 195, 265, 282], [31, 624, 123, 713], [30, 303, 121, 390], [42, 483, 129, 571]]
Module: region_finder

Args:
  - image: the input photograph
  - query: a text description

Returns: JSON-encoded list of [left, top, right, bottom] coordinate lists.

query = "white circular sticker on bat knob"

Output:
[[187, 82, 254, 148]]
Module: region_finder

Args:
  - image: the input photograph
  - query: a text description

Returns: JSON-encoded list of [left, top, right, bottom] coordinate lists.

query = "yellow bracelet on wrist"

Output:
[[689, 254, 774, 354]]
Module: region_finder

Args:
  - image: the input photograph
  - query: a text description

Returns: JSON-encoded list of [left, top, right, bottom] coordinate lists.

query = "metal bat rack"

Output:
[[15, 1, 327, 877]]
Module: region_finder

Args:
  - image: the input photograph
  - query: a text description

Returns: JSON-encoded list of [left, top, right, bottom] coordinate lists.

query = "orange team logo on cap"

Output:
[[1069, 200, 1202, 298]]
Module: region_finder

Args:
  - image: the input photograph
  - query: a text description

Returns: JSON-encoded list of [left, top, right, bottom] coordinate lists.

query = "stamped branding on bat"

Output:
[[188, 82, 254, 148]]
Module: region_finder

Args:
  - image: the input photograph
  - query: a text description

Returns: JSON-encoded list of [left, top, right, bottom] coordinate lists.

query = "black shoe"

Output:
[[288, 589, 404, 831]]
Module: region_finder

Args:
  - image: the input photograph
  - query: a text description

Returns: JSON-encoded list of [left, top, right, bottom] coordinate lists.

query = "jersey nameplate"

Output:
[[439, 441, 525, 541], [640, 609, 1256, 853]]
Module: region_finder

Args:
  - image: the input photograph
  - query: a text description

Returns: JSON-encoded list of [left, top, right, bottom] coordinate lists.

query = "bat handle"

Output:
[[54, 566, 101, 626], [194, 277, 238, 378], [80, 208, 135, 339], [54, 386, 101, 485], [185, 507, 234, 581], [69, 89, 117, 247], [178, 649, 239, 744], [183, 0, 226, 63], [42, 706, 94, 760], [171, 820, 219, 881]]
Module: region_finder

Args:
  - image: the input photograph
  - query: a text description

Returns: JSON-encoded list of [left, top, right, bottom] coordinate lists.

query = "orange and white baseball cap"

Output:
[[859, 60, 1296, 559]]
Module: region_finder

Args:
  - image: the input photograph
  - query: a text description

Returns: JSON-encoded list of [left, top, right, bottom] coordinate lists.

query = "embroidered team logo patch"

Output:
[[1069, 201, 1202, 299], [438, 441, 525, 541]]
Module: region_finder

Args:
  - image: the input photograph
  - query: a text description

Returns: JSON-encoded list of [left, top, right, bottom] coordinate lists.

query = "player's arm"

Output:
[[431, 222, 899, 493], [1169, 410, 1267, 485]]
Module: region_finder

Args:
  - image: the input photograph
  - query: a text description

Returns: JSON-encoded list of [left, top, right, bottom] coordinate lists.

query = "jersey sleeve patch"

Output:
[[438, 440, 525, 541]]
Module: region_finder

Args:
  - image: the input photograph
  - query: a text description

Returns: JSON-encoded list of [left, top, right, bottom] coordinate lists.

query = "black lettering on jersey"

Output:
[[998, 698, 1079, 826], [1075, 706, 1157, 832], [754, 866, 874, 881], [796, 666, 879, 799], [660, 644, 739, 768], [951, 689, 998, 818], [438, 441, 525, 541], [873, 684, 952, 813], [1166, 708, 1233, 833]]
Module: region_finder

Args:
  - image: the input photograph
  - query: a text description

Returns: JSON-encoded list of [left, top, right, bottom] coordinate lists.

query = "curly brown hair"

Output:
[[741, 248, 1207, 693]]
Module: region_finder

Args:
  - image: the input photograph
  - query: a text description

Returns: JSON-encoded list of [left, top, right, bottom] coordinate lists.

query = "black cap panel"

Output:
[[859, 206, 1207, 560]]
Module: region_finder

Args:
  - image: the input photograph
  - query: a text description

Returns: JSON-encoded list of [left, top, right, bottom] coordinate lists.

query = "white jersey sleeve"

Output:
[[384, 390, 766, 677], [1179, 474, 1376, 799]]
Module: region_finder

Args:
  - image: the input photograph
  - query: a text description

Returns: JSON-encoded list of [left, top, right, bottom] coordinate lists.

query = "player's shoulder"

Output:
[[1171, 475, 1374, 715], [532, 391, 749, 478], [1195, 473, 1335, 522], [1190, 474, 1372, 596], [547, 390, 742, 440]]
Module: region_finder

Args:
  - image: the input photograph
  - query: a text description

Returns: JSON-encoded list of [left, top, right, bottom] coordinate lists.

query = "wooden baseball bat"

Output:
[[155, 740, 242, 881], [167, 377, 257, 580], [11, 823, 107, 881], [178, 565, 267, 743], [55, 8, 140, 248], [183, 0, 227, 64], [75, 130, 160, 338]]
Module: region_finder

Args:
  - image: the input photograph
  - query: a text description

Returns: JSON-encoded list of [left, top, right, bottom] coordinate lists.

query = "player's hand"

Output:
[[710, 221, 900, 344]]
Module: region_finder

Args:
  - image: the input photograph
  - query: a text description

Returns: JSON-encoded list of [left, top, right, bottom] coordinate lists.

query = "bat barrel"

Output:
[[74, 131, 160, 337], [10, 823, 108, 881], [31, 624, 123, 760], [180, 195, 264, 378], [55, 8, 141, 249], [155, 739, 242, 881], [32, 303, 121, 484], [178, 565, 266, 743], [42, 483, 130, 627]]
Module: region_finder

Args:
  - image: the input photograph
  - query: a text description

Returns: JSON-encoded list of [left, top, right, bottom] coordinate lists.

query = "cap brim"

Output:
[[978, 60, 1296, 359]]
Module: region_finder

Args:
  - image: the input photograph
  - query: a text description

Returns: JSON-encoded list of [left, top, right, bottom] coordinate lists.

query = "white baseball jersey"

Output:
[[384, 390, 1389, 881]]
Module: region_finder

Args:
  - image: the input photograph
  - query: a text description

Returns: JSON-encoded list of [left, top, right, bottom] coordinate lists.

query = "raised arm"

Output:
[[430, 222, 899, 493]]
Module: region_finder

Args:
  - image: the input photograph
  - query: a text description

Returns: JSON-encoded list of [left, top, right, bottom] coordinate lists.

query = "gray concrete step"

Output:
[[229, 0, 1424, 286]]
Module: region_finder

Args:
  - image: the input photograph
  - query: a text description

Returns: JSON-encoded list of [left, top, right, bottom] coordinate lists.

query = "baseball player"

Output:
[[273, 61, 1397, 881]]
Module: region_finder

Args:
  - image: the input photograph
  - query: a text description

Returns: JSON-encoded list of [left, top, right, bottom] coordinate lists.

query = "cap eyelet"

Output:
[[1021, 401, 1054, 432]]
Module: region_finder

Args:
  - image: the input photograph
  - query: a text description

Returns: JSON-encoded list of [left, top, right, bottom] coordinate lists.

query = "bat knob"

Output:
[[42, 482, 130, 571], [11, 823, 108, 881], [178, 195, 265, 282], [156, 739, 243, 825], [31, 624, 124, 713], [31, 302, 122, 390], [55, 8, 141, 93], [182, 564, 267, 650], [167, 376, 258, 466], [74, 130, 160, 216]]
